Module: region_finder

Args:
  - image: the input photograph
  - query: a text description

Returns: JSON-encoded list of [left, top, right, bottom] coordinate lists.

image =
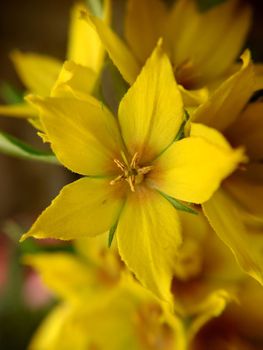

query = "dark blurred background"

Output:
[[0, 1, 75, 349], [0, 0, 262, 349]]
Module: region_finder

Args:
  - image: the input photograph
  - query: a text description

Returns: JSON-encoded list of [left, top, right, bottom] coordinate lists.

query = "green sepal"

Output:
[[108, 221, 118, 248], [20, 239, 75, 255], [0, 130, 59, 164], [196, 0, 227, 12], [158, 190, 198, 215], [174, 110, 190, 141]]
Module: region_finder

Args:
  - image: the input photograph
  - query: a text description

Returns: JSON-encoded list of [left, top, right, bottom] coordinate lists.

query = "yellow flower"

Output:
[[192, 50, 263, 285], [25, 236, 185, 350], [25, 213, 243, 350], [21, 44, 243, 302], [23, 234, 123, 303], [84, 0, 251, 104], [28, 284, 185, 350], [0, 1, 111, 127], [171, 211, 244, 346]]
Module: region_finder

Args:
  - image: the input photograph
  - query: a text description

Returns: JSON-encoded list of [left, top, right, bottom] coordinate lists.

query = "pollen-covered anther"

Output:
[[110, 152, 153, 192]]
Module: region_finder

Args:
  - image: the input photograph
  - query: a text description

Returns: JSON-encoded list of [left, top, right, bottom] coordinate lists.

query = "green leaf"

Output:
[[0, 82, 24, 104], [108, 221, 118, 248], [158, 190, 198, 215], [86, 0, 103, 17], [196, 0, 227, 12], [0, 130, 59, 164]]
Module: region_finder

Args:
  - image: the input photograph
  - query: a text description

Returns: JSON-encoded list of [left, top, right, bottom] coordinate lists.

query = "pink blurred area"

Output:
[[23, 269, 53, 309]]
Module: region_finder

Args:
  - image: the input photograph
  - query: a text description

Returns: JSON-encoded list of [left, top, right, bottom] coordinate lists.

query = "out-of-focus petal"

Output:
[[203, 188, 263, 285], [226, 102, 263, 161], [124, 0, 167, 63], [67, 0, 111, 73], [166, 0, 251, 87], [83, 12, 140, 84], [0, 103, 36, 117], [51, 61, 97, 98], [193, 50, 255, 132], [11, 51, 62, 96]]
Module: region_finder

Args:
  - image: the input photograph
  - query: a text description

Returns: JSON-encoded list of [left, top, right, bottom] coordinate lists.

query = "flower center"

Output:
[[110, 152, 153, 192]]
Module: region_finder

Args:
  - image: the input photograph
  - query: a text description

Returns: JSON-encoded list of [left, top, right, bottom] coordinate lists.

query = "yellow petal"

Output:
[[83, 12, 141, 85], [226, 102, 263, 161], [118, 42, 184, 163], [166, 0, 251, 87], [11, 51, 62, 96], [28, 304, 73, 350], [193, 2, 251, 85], [30, 282, 154, 350], [51, 60, 97, 98], [232, 164, 263, 229], [70, 286, 151, 350], [203, 188, 263, 285], [67, 1, 111, 73], [193, 50, 255, 131], [178, 85, 209, 107], [22, 177, 125, 241], [124, 0, 167, 63], [150, 124, 244, 203], [0, 103, 36, 118], [117, 186, 182, 303], [173, 212, 209, 281], [190, 122, 235, 150], [28, 95, 122, 176], [24, 253, 96, 301], [29, 117, 44, 131], [224, 171, 263, 225]]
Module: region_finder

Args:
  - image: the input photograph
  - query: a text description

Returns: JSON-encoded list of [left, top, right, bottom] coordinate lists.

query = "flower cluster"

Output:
[[1, 0, 263, 349]]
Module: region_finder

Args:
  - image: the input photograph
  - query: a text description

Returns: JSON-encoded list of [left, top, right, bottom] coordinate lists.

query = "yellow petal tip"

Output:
[[19, 232, 30, 243], [156, 37, 164, 47]]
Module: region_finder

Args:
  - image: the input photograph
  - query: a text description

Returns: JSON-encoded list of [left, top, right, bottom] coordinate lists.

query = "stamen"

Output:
[[137, 165, 154, 175], [110, 153, 153, 192], [113, 159, 126, 171], [127, 176, 135, 192], [110, 174, 125, 186], [130, 152, 139, 168]]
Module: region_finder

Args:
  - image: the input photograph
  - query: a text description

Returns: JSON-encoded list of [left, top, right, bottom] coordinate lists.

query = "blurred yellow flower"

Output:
[[85, 0, 251, 105], [21, 44, 243, 303], [171, 211, 244, 346], [26, 211, 245, 350], [192, 50, 263, 285], [0, 0, 111, 127], [25, 236, 185, 350]]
